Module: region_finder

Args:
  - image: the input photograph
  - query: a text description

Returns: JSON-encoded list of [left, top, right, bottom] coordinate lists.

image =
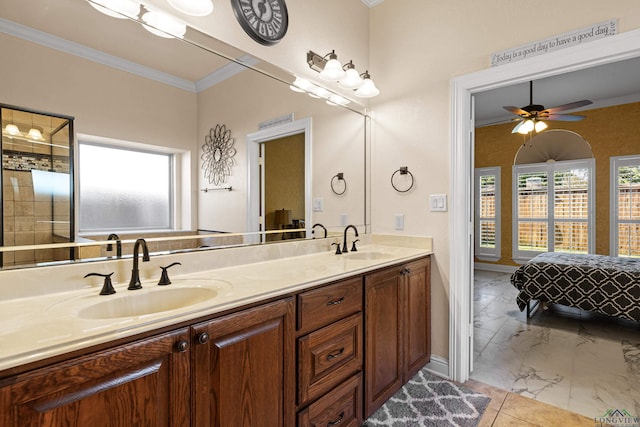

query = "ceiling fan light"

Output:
[[167, 0, 213, 16], [517, 119, 535, 134], [5, 124, 21, 136], [535, 120, 548, 132], [142, 10, 186, 39], [88, 0, 140, 19]]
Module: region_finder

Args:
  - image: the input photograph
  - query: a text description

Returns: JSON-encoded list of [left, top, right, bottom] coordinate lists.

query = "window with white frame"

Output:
[[512, 159, 594, 261], [79, 142, 174, 232], [474, 167, 501, 261], [610, 155, 640, 258]]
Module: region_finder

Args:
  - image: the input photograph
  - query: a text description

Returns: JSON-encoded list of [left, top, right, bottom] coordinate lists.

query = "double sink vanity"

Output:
[[0, 234, 432, 426]]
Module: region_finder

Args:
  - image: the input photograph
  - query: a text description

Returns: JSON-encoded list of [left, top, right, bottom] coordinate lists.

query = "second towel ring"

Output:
[[331, 173, 347, 195], [391, 167, 414, 193]]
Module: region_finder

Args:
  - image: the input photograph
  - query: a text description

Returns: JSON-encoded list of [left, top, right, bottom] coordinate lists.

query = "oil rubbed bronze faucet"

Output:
[[128, 238, 150, 290], [342, 224, 359, 253], [106, 233, 122, 258], [312, 223, 327, 239]]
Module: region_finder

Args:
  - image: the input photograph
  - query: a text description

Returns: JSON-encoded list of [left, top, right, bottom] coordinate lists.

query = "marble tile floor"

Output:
[[471, 269, 640, 421]]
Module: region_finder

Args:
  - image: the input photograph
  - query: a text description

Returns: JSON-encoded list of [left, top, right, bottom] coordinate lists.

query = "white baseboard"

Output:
[[423, 355, 449, 379], [474, 262, 517, 274]]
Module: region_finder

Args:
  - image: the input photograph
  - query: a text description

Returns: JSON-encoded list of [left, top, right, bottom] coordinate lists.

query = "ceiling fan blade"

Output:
[[544, 113, 586, 121], [503, 106, 529, 116], [544, 99, 593, 114]]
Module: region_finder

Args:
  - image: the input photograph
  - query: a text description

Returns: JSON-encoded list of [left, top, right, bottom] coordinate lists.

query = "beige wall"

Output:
[[368, 1, 640, 360]]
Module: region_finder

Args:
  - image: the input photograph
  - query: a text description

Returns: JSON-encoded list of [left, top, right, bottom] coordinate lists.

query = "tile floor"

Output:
[[470, 269, 640, 420]]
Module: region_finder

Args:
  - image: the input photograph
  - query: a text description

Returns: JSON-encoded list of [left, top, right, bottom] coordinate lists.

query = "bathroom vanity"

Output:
[[0, 240, 431, 426]]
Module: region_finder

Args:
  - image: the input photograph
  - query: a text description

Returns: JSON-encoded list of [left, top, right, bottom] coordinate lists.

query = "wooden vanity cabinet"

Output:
[[0, 328, 192, 427], [364, 256, 431, 418], [296, 277, 364, 427], [191, 298, 296, 427]]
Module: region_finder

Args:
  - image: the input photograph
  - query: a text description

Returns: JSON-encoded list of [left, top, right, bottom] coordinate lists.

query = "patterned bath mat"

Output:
[[363, 369, 490, 427]]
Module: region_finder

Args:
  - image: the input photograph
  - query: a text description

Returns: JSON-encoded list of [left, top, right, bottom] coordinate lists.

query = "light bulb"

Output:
[[354, 73, 380, 98], [5, 124, 21, 136], [517, 119, 535, 134], [88, 0, 140, 19], [167, 0, 213, 16], [535, 120, 548, 132], [339, 66, 363, 89], [319, 52, 346, 81], [142, 10, 186, 39]]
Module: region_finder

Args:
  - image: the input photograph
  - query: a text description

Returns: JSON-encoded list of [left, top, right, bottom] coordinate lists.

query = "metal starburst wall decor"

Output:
[[201, 124, 237, 186]]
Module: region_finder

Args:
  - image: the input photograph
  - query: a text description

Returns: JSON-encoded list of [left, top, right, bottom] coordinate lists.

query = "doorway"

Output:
[[449, 29, 640, 383]]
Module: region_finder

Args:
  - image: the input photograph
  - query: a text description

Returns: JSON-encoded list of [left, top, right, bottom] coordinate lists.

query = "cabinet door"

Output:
[[0, 328, 191, 427], [403, 257, 431, 380], [192, 298, 295, 427], [364, 267, 403, 418]]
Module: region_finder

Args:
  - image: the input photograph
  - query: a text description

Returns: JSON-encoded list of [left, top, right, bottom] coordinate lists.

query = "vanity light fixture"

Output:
[[307, 50, 379, 97], [88, 0, 140, 19], [27, 127, 44, 141], [141, 9, 187, 39], [167, 0, 213, 16], [354, 71, 380, 98], [289, 76, 351, 106]]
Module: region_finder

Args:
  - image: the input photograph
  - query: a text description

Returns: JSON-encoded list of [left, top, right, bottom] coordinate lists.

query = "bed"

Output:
[[510, 252, 640, 321]]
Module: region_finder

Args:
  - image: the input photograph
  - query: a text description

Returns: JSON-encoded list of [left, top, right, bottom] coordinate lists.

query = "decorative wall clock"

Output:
[[201, 124, 236, 186], [230, 0, 288, 46]]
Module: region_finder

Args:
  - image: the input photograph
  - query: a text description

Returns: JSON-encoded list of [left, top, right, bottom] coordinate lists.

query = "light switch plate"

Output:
[[394, 214, 404, 230], [429, 194, 447, 212], [313, 197, 324, 212]]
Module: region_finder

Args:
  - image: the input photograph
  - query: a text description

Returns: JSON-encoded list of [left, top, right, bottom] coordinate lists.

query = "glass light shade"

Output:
[[311, 87, 331, 99], [517, 119, 535, 134], [535, 120, 548, 132], [290, 77, 316, 93], [142, 11, 186, 39], [167, 0, 213, 16], [5, 124, 21, 136], [339, 67, 364, 89], [326, 94, 350, 106], [28, 128, 44, 141], [89, 0, 140, 19], [354, 76, 380, 98], [319, 58, 346, 81]]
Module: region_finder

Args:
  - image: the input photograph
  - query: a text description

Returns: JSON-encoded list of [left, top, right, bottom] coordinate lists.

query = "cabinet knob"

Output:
[[197, 332, 210, 345], [401, 267, 411, 275], [327, 411, 345, 426], [175, 340, 189, 353]]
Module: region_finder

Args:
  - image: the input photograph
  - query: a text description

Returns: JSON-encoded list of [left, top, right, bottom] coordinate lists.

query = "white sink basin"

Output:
[[344, 251, 392, 260], [78, 287, 219, 319]]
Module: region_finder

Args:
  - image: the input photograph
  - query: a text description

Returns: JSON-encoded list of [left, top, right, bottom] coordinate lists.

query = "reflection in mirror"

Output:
[[1, 105, 74, 268], [0, 0, 369, 269]]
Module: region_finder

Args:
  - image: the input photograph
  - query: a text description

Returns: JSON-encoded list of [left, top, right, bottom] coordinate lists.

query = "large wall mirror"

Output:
[[0, 0, 370, 269]]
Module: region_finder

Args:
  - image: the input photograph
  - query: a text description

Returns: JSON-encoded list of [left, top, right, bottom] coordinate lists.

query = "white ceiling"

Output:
[[474, 56, 640, 127]]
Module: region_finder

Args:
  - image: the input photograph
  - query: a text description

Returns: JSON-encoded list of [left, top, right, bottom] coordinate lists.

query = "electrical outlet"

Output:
[[313, 197, 324, 212], [340, 214, 348, 226], [395, 214, 404, 230]]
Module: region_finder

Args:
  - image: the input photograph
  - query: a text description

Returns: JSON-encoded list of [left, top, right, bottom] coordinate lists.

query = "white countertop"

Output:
[[0, 243, 430, 373]]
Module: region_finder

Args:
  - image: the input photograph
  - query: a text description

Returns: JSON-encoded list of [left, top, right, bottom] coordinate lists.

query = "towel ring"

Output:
[[391, 167, 414, 193], [331, 172, 347, 195]]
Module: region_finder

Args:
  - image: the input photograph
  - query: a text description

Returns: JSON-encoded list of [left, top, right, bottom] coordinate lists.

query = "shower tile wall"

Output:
[[2, 150, 70, 266]]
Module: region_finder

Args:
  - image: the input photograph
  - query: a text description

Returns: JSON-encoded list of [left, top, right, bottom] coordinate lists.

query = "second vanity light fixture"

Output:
[[87, 0, 214, 39], [306, 50, 380, 98]]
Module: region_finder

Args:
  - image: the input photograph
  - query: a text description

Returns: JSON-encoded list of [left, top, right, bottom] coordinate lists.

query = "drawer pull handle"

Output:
[[326, 348, 345, 361], [327, 412, 345, 426], [326, 297, 344, 306]]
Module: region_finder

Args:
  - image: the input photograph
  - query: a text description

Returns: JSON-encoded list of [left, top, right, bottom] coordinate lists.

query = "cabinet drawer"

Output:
[[298, 314, 362, 406], [297, 277, 362, 335], [298, 373, 362, 427]]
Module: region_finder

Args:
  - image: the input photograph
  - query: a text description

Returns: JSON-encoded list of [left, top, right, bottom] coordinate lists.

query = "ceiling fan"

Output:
[[503, 81, 593, 134]]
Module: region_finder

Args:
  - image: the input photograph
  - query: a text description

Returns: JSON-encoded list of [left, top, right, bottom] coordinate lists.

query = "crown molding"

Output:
[[195, 54, 260, 92], [361, 0, 384, 7], [0, 17, 197, 93]]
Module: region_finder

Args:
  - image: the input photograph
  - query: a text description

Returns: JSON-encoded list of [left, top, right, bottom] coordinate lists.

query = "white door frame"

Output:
[[449, 29, 640, 383], [246, 118, 312, 240]]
